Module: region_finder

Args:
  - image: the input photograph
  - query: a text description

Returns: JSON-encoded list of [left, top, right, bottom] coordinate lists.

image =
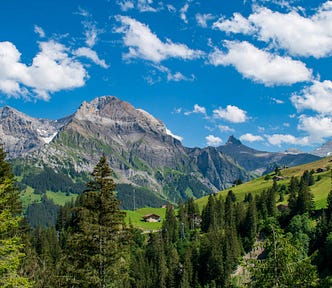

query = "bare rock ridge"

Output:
[[218, 135, 319, 175], [0, 96, 321, 206]]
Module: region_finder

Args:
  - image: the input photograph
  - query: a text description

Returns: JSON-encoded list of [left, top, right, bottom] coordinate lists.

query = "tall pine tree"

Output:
[[60, 156, 130, 288], [0, 145, 32, 287]]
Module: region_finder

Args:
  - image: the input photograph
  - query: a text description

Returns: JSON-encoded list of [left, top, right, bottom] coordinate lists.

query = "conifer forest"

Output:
[[2, 144, 332, 288]]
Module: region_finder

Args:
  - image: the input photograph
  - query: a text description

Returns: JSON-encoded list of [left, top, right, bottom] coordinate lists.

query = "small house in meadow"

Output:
[[142, 213, 161, 223]]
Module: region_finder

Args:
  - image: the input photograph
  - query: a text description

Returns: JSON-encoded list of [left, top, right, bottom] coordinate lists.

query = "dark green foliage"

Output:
[[116, 183, 166, 209], [26, 195, 60, 228], [163, 171, 211, 201], [59, 156, 131, 287], [22, 167, 86, 194], [0, 145, 22, 214], [0, 145, 32, 287], [247, 225, 319, 288]]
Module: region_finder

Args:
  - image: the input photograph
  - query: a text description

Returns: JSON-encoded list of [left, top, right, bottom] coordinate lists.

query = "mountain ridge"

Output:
[[0, 96, 321, 207]]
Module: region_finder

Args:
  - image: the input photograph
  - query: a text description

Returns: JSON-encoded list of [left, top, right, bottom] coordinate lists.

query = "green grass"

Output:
[[125, 207, 166, 231], [195, 156, 332, 211], [20, 186, 41, 207], [20, 186, 77, 208], [46, 191, 77, 206]]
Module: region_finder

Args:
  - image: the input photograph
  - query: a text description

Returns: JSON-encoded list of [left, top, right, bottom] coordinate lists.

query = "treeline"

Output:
[[2, 143, 332, 287], [21, 167, 86, 194]]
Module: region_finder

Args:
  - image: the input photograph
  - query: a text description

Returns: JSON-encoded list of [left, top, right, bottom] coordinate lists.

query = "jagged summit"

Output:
[[0, 105, 64, 157], [0, 96, 320, 207], [226, 135, 242, 146], [74, 96, 168, 136]]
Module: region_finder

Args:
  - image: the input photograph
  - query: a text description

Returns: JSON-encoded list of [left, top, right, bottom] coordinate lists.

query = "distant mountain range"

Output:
[[0, 96, 321, 208]]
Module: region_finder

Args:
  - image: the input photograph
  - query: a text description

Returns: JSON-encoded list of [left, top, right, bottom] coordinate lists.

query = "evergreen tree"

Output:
[[201, 194, 217, 233], [60, 156, 130, 287], [297, 178, 314, 215], [288, 176, 299, 215], [246, 225, 318, 288], [326, 190, 332, 222], [0, 145, 32, 287]]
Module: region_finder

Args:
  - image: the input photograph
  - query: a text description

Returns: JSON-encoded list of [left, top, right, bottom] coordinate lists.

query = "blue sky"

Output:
[[0, 0, 332, 152]]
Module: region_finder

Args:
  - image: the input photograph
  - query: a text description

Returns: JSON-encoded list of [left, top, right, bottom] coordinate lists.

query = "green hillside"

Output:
[[196, 155, 332, 210]]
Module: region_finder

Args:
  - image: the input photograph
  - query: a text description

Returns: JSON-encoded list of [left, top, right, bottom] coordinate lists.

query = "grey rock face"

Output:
[[312, 140, 332, 157], [1, 96, 251, 201], [0, 106, 68, 158], [218, 136, 320, 175]]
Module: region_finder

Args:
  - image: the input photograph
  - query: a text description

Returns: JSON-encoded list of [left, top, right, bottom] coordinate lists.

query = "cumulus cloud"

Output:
[[196, 13, 214, 28], [266, 134, 310, 146], [115, 16, 203, 63], [209, 41, 312, 86], [74, 47, 109, 68], [250, 5, 332, 58], [240, 133, 263, 142], [213, 105, 248, 123], [206, 135, 223, 146], [291, 80, 332, 114], [0, 41, 87, 100], [216, 3, 332, 58], [213, 13, 255, 34], [298, 115, 332, 141]]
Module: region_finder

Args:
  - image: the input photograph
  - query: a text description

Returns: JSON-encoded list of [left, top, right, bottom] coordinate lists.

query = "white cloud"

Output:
[[153, 65, 194, 82], [167, 4, 176, 13], [193, 104, 206, 114], [180, 3, 189, 23], [209, 41, 312, 86], [34, 25, 45, 38], [184, 104, 206, 115], [74, 47, 109, 68], [206, 135, 223, 146], [137, 0, 159, 12], [291, 80, 332, 114], [218, 125, 234, 132], [0, 41, 87, 100], [214, 3, 332, 58], [196, 13, 214, 28], [249, 5, 332, 58], [166, 128, 183, 142], [213, 13, 255, 34], [117, 0, 160, 12], [240, 133, 263, 142], [266, 134, 310, 146], [117, 0, 135, 11], [77, 9, 101, 48], [271, 97, 284, 104], [84, 23, 99, 48], [115, 16, 203, 63], [213, 105, 248, 123], [298, 115, 332, 141]]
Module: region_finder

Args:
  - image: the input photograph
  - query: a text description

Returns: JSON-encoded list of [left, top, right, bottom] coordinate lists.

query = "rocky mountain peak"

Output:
[[73, 96, 167, 135], [0, 105, 63, 157], [226, 135, 242, 146]]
